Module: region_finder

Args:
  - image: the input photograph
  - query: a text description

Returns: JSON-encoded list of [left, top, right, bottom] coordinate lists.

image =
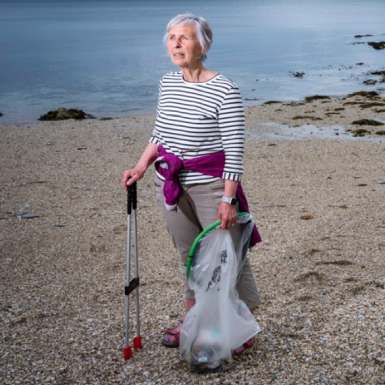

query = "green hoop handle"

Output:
[[185, 211, 250, 277]]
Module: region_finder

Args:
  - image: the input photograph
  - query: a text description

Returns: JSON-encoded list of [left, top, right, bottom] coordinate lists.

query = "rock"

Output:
[[349, 128, 370, 137], [359, 102, 385, 108], [39, 107, 95, 121], [292, 115, 322, 120], [99, 117, 114, 121], [300, 213, 314, 220], [376, 130, 385, 135], [282, 101, 304, 106], [368, 41, 385, 50], [351, 119, 384, 126], [369, 70, 385, 76], [344, 91, 380, 99], [290, 71, 305, 78], [263, 100, 281, 105], [283, 101, 305, 106], [355, 62, 365, 65], [363, 79, 377, 85], [0, 112, 3, 117], [304, 95, 331, 103], [368, 71, 385, 84], [354, 34, 373, 38]]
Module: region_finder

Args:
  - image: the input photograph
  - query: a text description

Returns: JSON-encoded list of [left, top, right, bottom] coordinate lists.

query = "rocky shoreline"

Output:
[[246, 90, 385, 138]]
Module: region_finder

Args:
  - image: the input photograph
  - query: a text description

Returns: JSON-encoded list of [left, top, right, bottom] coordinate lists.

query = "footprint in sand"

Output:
[[349, 280, 384, 296], [294, 271, 325, 284], [315, 260, 354, 266]]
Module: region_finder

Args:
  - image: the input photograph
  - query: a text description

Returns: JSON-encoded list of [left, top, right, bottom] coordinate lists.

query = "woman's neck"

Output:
[[181, 65, 212, 83]]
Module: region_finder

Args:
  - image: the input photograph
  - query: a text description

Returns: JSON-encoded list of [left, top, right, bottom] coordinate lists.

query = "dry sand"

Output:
[[1, 92, 385, 385]]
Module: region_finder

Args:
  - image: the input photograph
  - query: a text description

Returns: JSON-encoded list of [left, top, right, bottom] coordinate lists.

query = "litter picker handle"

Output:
[[123, 179, 142, 361], [127, 181, 137, 214]]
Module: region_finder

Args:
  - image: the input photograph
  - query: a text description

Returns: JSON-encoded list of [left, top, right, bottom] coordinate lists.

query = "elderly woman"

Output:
[[121, 13, 261, 353]]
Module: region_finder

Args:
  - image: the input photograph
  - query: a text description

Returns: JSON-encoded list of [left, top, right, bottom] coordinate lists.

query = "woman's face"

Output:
[[166, 23, 203, 68]]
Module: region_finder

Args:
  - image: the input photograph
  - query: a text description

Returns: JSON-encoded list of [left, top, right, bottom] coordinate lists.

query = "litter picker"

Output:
[[122, 181, 142, 360]]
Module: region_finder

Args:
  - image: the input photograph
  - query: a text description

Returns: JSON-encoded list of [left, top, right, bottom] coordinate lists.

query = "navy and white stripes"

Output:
[[149, 71, 245, 185]]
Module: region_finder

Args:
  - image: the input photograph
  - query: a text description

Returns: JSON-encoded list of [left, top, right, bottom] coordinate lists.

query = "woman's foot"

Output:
[[161, 297, 194, 348], [161, 320, 183, 348], [232, 337, 255, 356]]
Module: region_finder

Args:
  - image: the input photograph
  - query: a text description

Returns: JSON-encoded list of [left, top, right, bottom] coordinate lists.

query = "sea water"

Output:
[[0, 0, 384, 122]]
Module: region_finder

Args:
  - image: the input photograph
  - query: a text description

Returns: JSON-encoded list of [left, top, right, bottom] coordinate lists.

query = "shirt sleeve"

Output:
[[217, 84, 245, 182], [149, 77, 163, 145]]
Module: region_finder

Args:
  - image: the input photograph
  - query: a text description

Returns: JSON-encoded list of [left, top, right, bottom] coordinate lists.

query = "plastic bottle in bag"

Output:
[[180, 212, 262, 371]]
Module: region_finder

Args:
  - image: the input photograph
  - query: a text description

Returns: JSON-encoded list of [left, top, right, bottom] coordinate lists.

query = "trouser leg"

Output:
[[236, 258, 261, 310], [186, 180, 261, 309], [154, 175, 200, 302], [154, 175, 260, 309]]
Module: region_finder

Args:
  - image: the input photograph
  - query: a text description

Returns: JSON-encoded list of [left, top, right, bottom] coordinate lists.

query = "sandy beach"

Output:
[[1, 92, 385, 385]]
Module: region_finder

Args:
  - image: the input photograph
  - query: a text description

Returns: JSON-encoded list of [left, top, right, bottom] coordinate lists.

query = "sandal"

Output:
[[161, 320, 183, 348], [232, 337, 255, 356]]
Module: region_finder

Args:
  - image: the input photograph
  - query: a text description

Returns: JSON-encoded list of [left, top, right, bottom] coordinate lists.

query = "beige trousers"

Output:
[[154, 174, 261, 310]]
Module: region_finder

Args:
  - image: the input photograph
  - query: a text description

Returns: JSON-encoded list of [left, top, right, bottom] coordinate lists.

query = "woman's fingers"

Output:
[[121, 170, 137, 190], [217, 203, 237, 229], [222, 218, 235, 229], [128, 174, 141, 187], [222, 219, 230, 229], [223, 216, 236, 229], [222, 213, 233, 229], [121, 167, 146, 190], [121, 171, 130, 189], [126, 173, 138, 187]]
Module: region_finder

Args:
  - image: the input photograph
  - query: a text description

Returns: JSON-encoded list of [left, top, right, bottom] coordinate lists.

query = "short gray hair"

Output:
[[163, 13, 213, 61]]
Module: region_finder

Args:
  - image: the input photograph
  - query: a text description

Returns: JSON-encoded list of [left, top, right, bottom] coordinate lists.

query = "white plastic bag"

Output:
[[180, 213, 262, 371]]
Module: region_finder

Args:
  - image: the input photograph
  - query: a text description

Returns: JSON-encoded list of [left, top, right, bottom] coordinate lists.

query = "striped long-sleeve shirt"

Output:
[[149, 71, 245, 185]]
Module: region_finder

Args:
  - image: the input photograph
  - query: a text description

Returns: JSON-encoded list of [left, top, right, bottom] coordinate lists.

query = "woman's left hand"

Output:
[[217, 202, 237, 229]]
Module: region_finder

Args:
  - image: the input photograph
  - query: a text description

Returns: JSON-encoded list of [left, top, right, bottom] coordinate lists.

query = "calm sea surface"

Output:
[[0, 0, 384, 122]]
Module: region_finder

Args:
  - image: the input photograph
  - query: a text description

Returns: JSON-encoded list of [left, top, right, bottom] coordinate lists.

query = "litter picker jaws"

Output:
[[122, 181, 142, 360]]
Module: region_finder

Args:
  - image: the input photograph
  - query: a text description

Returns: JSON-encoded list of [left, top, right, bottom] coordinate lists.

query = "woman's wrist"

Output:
[[135, 143, 159, 174], [135, 161, 148, 174], [221, 196, 237, 205], [223, 179, 238, 198]]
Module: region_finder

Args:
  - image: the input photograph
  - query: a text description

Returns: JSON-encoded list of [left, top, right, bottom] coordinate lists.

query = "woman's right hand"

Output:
[[121, 166, 146, 191], [121, 143, 159, 190]]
